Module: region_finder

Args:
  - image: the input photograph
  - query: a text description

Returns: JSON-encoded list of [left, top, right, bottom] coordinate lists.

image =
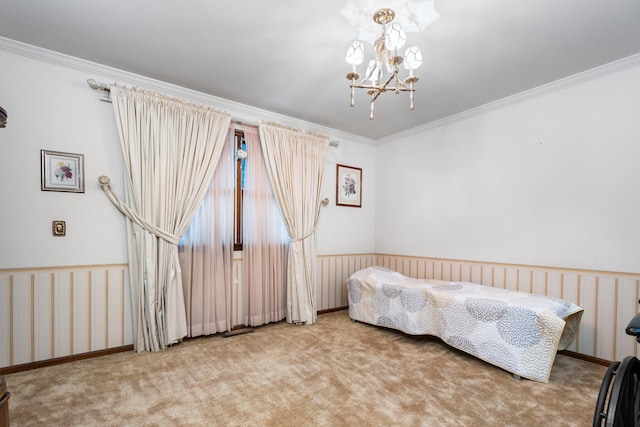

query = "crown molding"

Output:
[[7, 34, 635, 148], [376, 52, 640, 145], [0, 36, 375, 146]]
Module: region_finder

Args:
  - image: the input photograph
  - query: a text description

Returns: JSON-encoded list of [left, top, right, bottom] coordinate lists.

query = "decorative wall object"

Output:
[[41, 150, 84, 193], [336, 164, 362, 207], [52, 221, 66, 236], [0, 106, 7, 128]]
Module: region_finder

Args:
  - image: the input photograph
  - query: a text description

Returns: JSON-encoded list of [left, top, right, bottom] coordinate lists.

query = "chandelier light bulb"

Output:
[[345, 40, 365, 66], [403, 46, 423, 71], [365, 59, 378, 84], [385, 22, 406, 52]]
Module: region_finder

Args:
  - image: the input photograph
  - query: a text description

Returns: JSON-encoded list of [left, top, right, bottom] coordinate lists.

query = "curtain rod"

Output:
[[87, 79, 111, 92], [86, 79, 339, 147], [231, 120, 258, 129]]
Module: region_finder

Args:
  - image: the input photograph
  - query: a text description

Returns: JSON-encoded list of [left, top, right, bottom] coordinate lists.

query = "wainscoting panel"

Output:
[[0, 265, 131, 369], [232, 258, 244, 328], [316, 254, 376, 311], [374, 254, 640, 362], [2, 256, 639, 370]]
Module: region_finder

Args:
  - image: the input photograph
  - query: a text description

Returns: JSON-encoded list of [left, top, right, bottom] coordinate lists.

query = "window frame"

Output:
[[233, 129, 244, 251]]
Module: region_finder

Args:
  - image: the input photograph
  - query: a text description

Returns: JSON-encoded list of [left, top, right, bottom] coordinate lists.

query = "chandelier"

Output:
[[345, 8, 423, 119]]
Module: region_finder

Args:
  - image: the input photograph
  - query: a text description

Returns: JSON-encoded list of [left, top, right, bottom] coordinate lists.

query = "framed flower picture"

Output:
[[41, 150, 85, 193], [336, 164, 362, 207]]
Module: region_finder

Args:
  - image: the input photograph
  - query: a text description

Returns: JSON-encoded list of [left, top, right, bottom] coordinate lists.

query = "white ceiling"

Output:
[[2, 0, 640, 140]]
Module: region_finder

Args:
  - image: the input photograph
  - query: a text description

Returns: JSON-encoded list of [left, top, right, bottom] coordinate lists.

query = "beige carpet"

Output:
[[6, 310, 606, 426]]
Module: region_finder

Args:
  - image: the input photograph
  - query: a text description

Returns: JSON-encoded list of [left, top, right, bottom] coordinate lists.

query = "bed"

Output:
[[346, 266, 584, 383]]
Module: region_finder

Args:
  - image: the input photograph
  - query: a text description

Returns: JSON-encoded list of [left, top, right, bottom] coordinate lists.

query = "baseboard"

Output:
[[0, 345, 134, 375], [559, 350, 611, 367], [318, 306, 348, 314]]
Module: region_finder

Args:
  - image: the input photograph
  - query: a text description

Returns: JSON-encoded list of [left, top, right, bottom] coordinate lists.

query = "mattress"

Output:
[[347, 266, 584, 383]]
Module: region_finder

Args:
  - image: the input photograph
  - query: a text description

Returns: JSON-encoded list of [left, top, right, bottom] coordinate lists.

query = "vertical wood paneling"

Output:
[[518, 269, 533, 293], [562, 273, 580, 352], [73, 271, 91, 355], [470, 265, 483, 284], [595, 276, 616, 360], [577, 274, 597, 357], [319, 257, 327, 310], [617, 277, 639, 358], [409, 258, 417, 279], [232, 259, 243, 327], [460, 263, 472, 282], [52, 272, 71, 358], [330, 258, 338, 309], [336, 258, 345, 307], [481, 265, 493, 286], [107, 268, 124, 348], [122, 268, 133, 345], [90, 270, 108, 352], [415, 258, 425, 279], [315, 258, 323, 311], [0, 265, 131, 369], [0, 274, 11, 367], [493, 266, 506, 289], [547, 272, 563, 299], [505, 268, 519, 292], [448, 262, 458, 282], [33, 272, 53, 362], [13, 273, 32, 365], [316, 254, 379, 311], [2, 258, 640, 369], [433, 261, 444, 280], [531, 270, 547, 296]]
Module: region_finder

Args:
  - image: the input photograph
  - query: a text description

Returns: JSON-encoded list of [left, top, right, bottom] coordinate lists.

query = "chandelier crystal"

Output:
[[345, 8, 422, 119]]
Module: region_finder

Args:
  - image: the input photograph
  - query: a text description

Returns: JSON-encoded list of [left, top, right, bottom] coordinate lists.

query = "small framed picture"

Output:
[[336, 164, 362, 207], [41, 150, 84, 193]]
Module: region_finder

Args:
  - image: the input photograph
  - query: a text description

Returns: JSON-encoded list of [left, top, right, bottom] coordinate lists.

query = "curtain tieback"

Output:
[[290, 223, 320, 242], [290, 204, 324, 242], [98, 176, 181, 245]]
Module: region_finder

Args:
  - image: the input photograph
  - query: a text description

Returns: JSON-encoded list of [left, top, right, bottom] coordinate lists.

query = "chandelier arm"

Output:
[[380, 72, 396, 91], [410, 85, 415, 110], [370, 89, 381, 104], [351, 83, 414, 92]]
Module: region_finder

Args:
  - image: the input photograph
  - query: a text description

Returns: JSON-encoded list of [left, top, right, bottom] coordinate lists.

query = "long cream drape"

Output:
[[242, 127, 289, 326], [258, 122, 328, 325], [178, 127, 235, 336], [107, 85, 231, 351]]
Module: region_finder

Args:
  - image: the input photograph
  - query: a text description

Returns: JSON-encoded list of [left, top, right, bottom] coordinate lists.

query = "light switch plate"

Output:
[[52, 220, 66, 236]]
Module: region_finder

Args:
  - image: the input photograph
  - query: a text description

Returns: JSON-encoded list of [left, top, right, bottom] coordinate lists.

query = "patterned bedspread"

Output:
[[347, 267, 584, 383]]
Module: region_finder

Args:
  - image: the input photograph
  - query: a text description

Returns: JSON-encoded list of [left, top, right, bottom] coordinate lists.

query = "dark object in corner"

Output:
[[625, 312, 640, 340], [592, 302, 640, 426], [0, 375, 9, 427], [0, 107, 6, 128], [222, 328, 254, 338]]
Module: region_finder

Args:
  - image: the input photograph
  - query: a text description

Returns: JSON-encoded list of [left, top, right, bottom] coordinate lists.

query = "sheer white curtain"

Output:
[[258, 122, 328, 325], [242, 127, 289, 326], [106, 84, 231, 351], [178, 127, 235, 336]]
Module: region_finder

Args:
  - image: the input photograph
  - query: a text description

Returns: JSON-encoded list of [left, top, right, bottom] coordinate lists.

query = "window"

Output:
[[234, 129, 246, 251]]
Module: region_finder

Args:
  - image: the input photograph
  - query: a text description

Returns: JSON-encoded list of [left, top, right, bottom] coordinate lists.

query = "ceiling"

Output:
[[2, 0, 640, 140]]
